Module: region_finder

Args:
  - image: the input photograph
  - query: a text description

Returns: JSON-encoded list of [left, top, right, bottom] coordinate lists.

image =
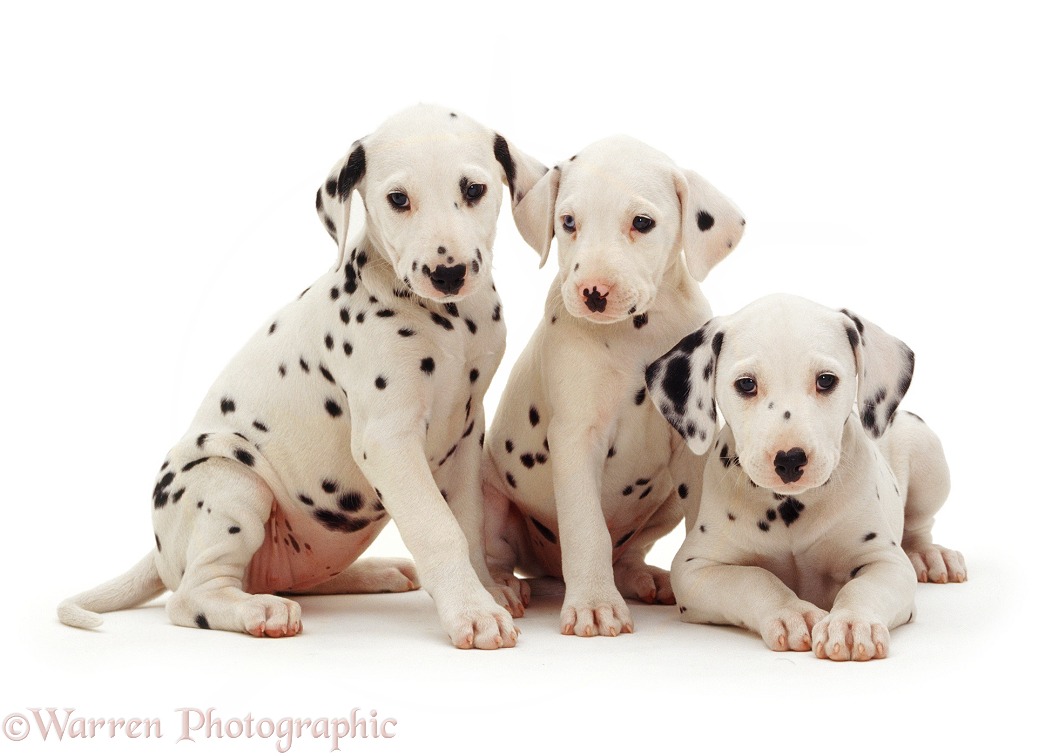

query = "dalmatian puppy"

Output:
[[482, 136, 745, 637], [58, 104, 548, 650], [646, 294, 966, 660]]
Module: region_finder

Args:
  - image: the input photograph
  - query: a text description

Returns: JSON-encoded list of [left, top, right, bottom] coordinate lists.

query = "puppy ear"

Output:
[[645, 319, 724, 454], [316, 141, 366, 268], [839, 308, 916, 438], [494, 134, 553, 267], [674, 168, 746, 282]]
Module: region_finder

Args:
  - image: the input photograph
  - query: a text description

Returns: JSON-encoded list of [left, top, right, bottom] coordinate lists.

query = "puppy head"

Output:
[[512, 136, 744, 323], [315, 104, 546, 302], [646, 294, 915, 495]]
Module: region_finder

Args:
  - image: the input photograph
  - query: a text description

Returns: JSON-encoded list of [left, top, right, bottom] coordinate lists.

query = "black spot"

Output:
[[288, 534, 301, 553], [492, 304, 502, 321], [315, 510, 370, 533], [319, 365, 336, 384], [343, 341, 353, 356], [299, 493, 315, 506], [535, 452, 547, 464], [195, 614, 210, 630], [850, 564, 866, 579], [758, 521, 770, 532], [720, 444, 734, 469], [778, 498, 805, 526], [355, 311, 365, 324], [633, 313, 649, 329], [505, 472, 517, 488], [430, 312, 454, 330], [155, 534, 161, 552], [233, 449, 255, 467], [530, 517, 557, 544], [153, 471, 175, 508], [330, 286, 340, 300], [299, 358, 310, 373], [607, 446, 616, 459], [505, 439, 514, 454], [863, 532, 877, 542], [337, 143, 366, 198], [171, 487, 185, 503], [520, 453, 535, 469], [376, 309, 395, 318], [398, 328, 415, 337], [340, 308, 351, 324], [375, 376, 387, 390], [196, 433, 209, 448], [766, 508, 777, 521], [278, 364, 287, 377], [634, 387, 646, 405], [662, 358, 691, 414], [783, 411, 791, 420], [712, 331, 724, 357], [325, 399, 343, 418], [268, 322, 277, 335], [182, 457, 210, 473], [727, 512, 736, 521], [622, 486, 634, 496], [840, 309, 865, 341], [616, 530, 635, 548], [678, 484, 689, 499], [465, 318, 477, 334], [638, 486, 654, 500], [220, 397, 236, 415], [469, 368, 480, 383], [197, 500, 204, 509], [696, 210, 715, 231], [420, 357, 435, 374], [493, 134, 517, 195], [845, 326, 859, 351], [356, 251, 368, 268], [252, 420, 269, 433], [703, 360, 714, 382], [444, 303, 459, 318], [699, 524, 706, 533], [228, 526, 241, 534], [321, 480, 338, 494], [462, 420, 476, 439], [529, 406, 541, 427], [337, 492, 364, 512]]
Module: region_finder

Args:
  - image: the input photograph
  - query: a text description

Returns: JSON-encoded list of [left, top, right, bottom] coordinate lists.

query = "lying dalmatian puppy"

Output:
[[58, 104, 547, 649], [646, 293, 966, 660], [482, 136, 745, 637]]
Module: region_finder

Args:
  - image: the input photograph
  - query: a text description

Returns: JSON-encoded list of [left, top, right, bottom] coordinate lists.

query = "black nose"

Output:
[[774, 448, 807, 484], [583, 286, 608, 313], [430, 264, 466, 295]]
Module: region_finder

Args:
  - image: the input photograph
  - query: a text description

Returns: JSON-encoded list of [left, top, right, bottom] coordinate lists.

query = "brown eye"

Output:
[[632, 215, 655, 233], [387, 192, 410, 210], [464, 183, 486, 201], [735, 377, 757, 396], [816, 373, 838, 392]]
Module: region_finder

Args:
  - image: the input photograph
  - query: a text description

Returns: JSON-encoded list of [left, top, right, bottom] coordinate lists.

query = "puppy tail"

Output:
[[57, 551, 165, 629]]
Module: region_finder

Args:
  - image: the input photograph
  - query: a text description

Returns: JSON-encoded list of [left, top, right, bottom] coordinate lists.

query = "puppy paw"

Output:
[[904, 540, 967, 583], [489, 572, 530, 617], [441, 599, 518, 650], [240, 594, 303, 638], [759, 601, 827, 652], [812, 610, 889, 661], [561, 586, 633, 637], [614, 562, 675, 605]]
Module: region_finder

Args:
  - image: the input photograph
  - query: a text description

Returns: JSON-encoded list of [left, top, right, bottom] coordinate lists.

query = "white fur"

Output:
[[482, 137, 745, 636], [58, 104, 547, 649], [646, 294, 966, 660]]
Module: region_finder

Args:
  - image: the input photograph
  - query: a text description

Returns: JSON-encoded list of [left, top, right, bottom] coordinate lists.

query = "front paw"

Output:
[[561, 586, 633, 637], [759, 601, 827, 652], [812, 610, 890, 661], [904, 540, 967, 583], [614, 562, 675, 605], [440, 597, 518, 650]]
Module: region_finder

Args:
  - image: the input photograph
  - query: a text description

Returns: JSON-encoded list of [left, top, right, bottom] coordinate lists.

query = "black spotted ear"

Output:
[[674, 168, 746, 282], [839, 308, 915, 438], [645, 319, 724, 454], [316, 141, 366, 267], [493, 134, 552, 267]]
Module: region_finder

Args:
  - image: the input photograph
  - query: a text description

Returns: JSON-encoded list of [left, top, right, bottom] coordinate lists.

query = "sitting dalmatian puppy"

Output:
[[646, 293, 966, 660], [482, 136, 745, 637], [58, 104, 547, 649]]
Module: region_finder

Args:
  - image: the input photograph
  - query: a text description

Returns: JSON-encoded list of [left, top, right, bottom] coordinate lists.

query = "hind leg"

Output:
[[881, 413, 966, 584], [293, 558, 419, 595], [481, 476, 531, 616], [613, 492, 683, 604], [164, 459, 302, 637]]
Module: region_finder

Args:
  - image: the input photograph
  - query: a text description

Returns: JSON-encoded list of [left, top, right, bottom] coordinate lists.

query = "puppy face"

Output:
[[646, 294, 915, 496], [511, 136, 745, 323], [317, 104, 546, 302]]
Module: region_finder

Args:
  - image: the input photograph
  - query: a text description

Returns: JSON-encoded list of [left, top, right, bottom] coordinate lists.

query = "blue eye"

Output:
[[388, 192, 410, 210], [561, 215, 576, 233], [632, 215, 655, 233], [816, 373, 838, 392], [735, 377, 757, 396]]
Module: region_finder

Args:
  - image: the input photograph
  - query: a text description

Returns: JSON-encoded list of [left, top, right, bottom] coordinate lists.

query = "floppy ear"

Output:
[[673, 168, 746, 282], [316, 141, 366, 269], [645, 319, 724, 454], [493, 134, 553, 267], [839, 308, 916, 438]]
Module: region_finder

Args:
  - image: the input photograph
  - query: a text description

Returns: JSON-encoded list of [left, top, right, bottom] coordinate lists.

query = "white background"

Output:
[[2, 1, 1036, 753]]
